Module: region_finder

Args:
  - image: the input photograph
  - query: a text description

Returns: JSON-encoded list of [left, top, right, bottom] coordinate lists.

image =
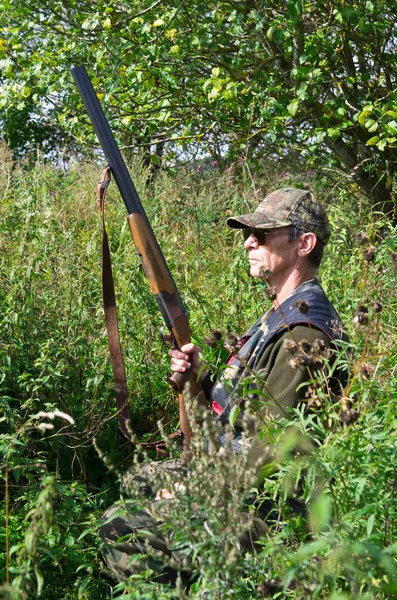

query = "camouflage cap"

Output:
[[227, 188, 331, 245]]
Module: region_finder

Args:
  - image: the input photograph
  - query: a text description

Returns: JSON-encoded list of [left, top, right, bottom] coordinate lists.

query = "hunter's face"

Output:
[[243, 227, 299, 281]]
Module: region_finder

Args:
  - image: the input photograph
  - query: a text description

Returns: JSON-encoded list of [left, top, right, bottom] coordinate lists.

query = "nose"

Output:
[[244, 234, 257, 249]]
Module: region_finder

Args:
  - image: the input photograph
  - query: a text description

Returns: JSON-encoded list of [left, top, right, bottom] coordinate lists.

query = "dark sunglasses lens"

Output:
[[242, 228, 266, 244]]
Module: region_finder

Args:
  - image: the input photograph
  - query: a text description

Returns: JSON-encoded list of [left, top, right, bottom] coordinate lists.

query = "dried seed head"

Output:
[[371, 301, 382, 314], [234, 397, 246, 409], [308, 355, 324, 370], [299, 339, 312, 353], [339, 409, 360, 426], [304, 383, 320, 399], [306, 395, 324, 410], [259, 267, 272, 281], [312, 338, 327, 354], [263, 286, 277, 301], [356, 231, 370, 246], [357, 304, 369, 314], [363, 245, 376, 261], [203, 330, 222, 348], [283, 338, 298, 354], [360, 362, 375, 379], [289, 355, 309, 368], [224, 332, 239, 352], [354, 311, 369, 326], [390, 252, 397, 268], [354, 304, 369, 325], [293, 299, 310, 314]]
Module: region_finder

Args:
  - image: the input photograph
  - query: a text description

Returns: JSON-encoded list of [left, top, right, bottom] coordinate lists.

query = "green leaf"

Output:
[[327, 127, 341, 140], [366, 135, 379, 145], [385, 120, 397, 135], [65, 534, 75, 547], [364, 119, 378, 132], [229, 404, 240, 426], [287, 99, 299, 116], [35, 566, 44, 596], [367, 513, 375, 536], [266, 26, 275, 40], [81, 18, 98, 31], [358, 106, 373, 126]]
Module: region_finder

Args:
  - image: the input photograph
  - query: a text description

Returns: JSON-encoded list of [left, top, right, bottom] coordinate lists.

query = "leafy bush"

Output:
[[1, 148, 397, 598]]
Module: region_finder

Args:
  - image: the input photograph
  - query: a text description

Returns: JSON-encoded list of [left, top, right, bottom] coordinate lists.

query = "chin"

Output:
[[250, 268, 261, 278]]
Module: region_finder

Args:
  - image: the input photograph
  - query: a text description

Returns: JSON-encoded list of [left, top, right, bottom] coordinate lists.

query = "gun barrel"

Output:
[[72, 66, 201, 448], [71, 65, 188, 334], [71, 65, 141, 215]]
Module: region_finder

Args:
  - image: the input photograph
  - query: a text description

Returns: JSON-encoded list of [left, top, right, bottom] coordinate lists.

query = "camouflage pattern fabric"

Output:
[[99, 461, 269, 583], [211, 278, 348, 460], [226, 188, 331, 245]]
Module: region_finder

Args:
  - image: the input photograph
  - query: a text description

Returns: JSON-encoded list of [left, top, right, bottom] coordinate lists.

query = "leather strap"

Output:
[[97, 166, 131, 441]]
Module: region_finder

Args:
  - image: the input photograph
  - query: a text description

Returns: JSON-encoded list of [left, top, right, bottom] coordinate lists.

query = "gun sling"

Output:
[[97, 166, 131, 441]]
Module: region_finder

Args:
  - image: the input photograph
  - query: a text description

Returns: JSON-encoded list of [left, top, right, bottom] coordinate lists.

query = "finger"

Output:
[[169, 348, 191, 361], [180, 343, 198, 353], [170, 361, 191, 373]]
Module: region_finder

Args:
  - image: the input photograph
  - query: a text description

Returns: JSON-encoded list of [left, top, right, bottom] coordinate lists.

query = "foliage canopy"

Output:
[[1, 0, 397, 211]]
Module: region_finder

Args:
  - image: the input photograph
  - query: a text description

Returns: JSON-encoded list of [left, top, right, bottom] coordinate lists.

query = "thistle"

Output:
[[293, 300, 309, 314]]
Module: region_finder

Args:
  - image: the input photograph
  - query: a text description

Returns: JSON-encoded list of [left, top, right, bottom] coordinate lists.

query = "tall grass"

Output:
[[1, 144, 397, 598]]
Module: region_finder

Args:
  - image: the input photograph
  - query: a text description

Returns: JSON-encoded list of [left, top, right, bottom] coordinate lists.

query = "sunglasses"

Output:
[[242, 227, 289, 245]]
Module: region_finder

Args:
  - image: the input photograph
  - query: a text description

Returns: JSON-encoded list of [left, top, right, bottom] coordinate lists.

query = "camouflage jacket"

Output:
[[209, 279, 348, 463]]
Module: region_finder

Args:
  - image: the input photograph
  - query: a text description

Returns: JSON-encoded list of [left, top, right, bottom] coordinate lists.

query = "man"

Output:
[[100, 188, 348, 581], [170, 187, 347, 470]]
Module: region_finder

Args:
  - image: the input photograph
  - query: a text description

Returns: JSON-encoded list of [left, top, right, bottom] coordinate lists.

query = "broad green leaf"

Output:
[[364, 119, 378, 132], [366, 135, 379, 145], [65, 534, 75, 547], [358, 106, 374, 126], [327, 127, 341, 140], [385, 120, 397, 135], [287, 99, 299, 116]]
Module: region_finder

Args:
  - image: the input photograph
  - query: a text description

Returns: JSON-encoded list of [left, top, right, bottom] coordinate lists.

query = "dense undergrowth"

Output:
[[1, 142, 397, 598]]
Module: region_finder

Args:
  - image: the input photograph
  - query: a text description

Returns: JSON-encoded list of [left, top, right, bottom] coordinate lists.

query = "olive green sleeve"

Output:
[[243, 325, 332, 475]]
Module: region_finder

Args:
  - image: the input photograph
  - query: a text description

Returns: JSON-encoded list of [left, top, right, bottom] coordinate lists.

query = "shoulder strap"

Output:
[[97, 167, 131, 441]]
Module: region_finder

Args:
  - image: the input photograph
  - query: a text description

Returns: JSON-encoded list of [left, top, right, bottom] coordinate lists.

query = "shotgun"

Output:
[[71, 65, 200, 450]]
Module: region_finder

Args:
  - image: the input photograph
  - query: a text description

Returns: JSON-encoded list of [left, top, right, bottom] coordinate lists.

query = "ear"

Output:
[[297, 232, 317, 257]]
